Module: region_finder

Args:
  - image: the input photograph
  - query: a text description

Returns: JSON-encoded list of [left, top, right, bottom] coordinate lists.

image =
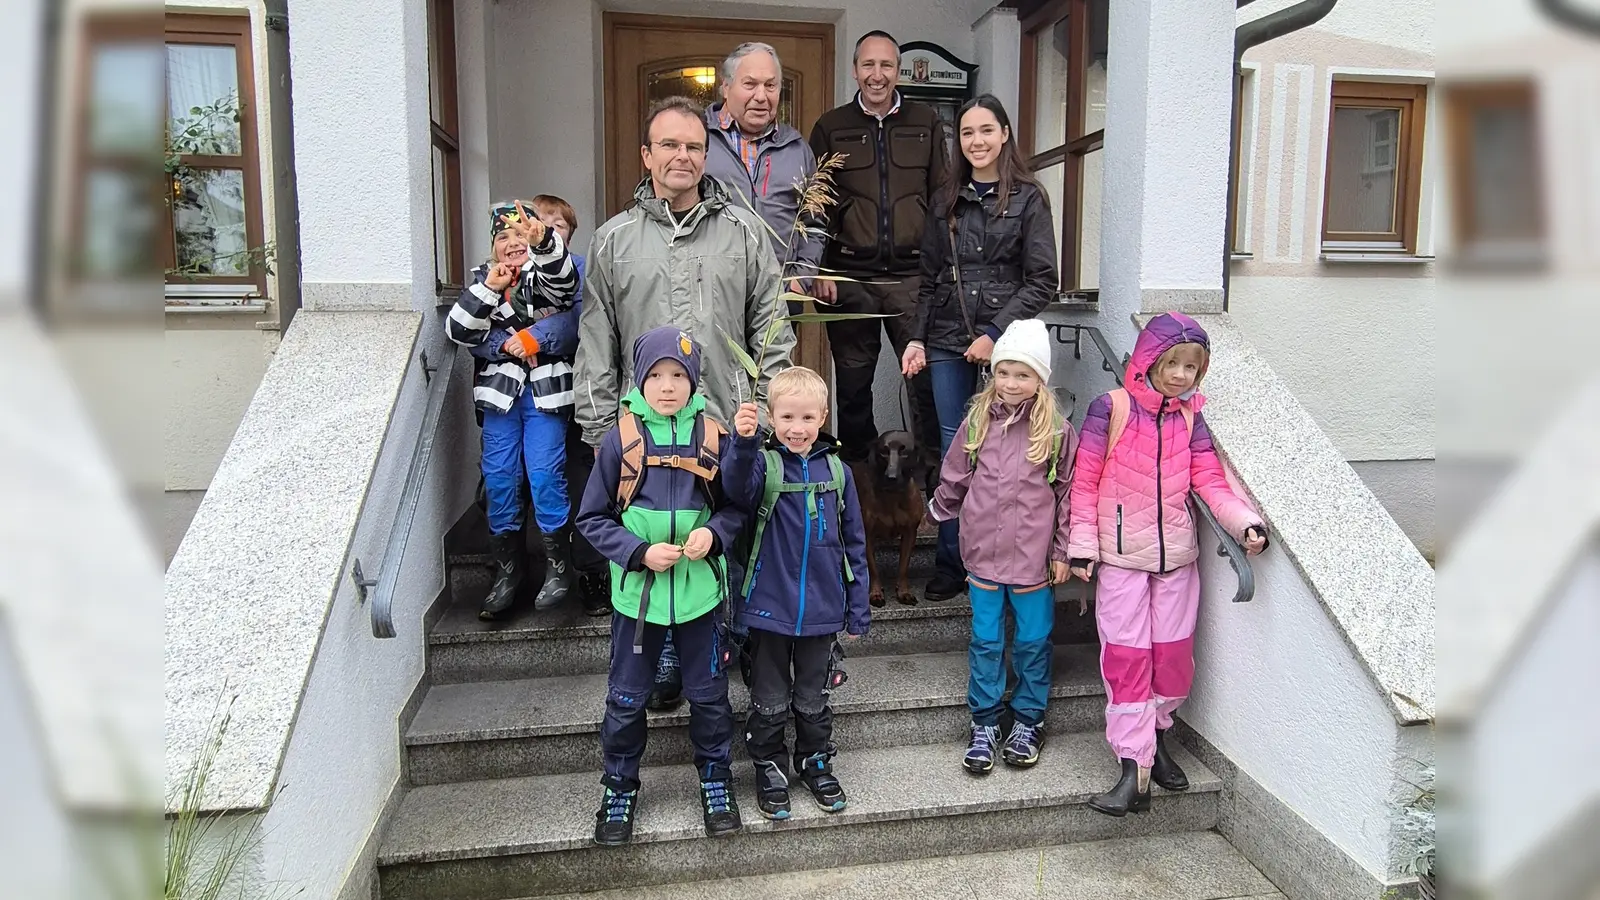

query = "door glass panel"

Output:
[[647, 63, 798, 127], [1469, 104, 1539, 240], [83, 168, 158, 277], [92, 43, 162, 155], [171, 167, 249, 275], [1325, 105, 1400, 235], [1031, 17, 1069, 155], [166, 43, 242, 155], [1036, 160, 1065, 281], [1078, 150, 1102, 289]]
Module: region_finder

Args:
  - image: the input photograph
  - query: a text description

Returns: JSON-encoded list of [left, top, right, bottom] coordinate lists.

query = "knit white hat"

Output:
[[991, 319, 1052, 382]]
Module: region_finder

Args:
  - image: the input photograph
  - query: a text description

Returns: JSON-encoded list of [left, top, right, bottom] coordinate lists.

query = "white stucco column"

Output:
[[972, 6, 1022, 117], [1097, 0, 1234, 350], [289, 0, 436, 312]]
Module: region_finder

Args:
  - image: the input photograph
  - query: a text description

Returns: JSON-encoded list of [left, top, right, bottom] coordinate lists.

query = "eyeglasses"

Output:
[[649, 139, 707, 157]]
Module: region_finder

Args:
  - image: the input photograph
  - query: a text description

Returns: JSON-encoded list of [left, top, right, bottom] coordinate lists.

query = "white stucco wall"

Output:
[[971, 6, 1019, 116], [191, 324, 478, 898], [290, 0, 437, 311], [488, 0, 997, 245], [1186, 539, 1405, 881], [165, 318, 279, 490], [1462, 550, 1600, 886], [1228, 276, 1433, 462], [1230, 0, 1436, 473]]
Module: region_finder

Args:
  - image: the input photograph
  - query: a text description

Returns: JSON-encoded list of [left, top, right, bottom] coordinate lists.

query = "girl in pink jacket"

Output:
[[1067, 312, 1268, 817], [929, 320, 1078, 775]]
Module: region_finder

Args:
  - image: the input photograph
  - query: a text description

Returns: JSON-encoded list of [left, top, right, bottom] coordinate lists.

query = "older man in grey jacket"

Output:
[[703, 42, 825, 301]]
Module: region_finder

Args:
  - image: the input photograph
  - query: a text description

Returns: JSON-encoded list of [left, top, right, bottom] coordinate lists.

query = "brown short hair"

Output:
[[642, 96, 707, 147], [529, 194, 578, 235]]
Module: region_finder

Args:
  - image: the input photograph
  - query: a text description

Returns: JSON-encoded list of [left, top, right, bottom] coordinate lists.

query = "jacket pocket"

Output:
[[832, 128, 875, 170], [834, 196, 882, 258], [1116, 504, 1124, 554], [891, 193, 928, 257], [889, 125, 933, 169]]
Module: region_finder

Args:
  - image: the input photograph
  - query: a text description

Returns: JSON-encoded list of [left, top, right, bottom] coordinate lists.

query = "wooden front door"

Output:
[[602, 13, 835, 378]]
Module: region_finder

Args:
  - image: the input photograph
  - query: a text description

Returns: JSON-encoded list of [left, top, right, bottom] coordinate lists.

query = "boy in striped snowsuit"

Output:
[[446, 201, 580, 620]]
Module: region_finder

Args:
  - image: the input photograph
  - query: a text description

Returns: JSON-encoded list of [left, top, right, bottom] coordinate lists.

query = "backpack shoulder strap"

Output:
[[741, 447, 787, 597], [699, 417, 725, 477], [1179, 404, 1195, 438], [827, 454, 856, 584], [965, 411, 981, 466], [1046, 411, 1066, 484], [1103, 388, 1131, 461], [616, 414, 646, 509]]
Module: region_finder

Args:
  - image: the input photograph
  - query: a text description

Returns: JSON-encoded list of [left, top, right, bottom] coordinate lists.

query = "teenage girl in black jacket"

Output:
[[900, 93, 1059, 597]]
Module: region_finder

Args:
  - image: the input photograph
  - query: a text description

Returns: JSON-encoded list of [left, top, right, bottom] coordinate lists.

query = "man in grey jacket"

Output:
[[703, 42, 825, 302], [577, 95, 793, 712], [576, 96, 793, 450]]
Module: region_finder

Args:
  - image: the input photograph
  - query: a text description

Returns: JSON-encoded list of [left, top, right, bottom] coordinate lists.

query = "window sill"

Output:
[[166, 302, 269, 314], [1049, 290, 1098, 312], [1319, 252, 1435, 264]]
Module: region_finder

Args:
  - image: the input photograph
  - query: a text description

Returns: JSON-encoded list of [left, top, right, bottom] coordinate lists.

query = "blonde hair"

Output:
[[767, 366, 830, 411], [962, 378, 1061, 466]]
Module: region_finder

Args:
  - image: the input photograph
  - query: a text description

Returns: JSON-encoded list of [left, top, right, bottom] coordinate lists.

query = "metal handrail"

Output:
[[351, 333, 459, 638], [1047, 322, 1257, 603]]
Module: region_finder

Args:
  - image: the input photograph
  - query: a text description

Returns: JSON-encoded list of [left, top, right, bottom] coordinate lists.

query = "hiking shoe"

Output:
[[963, 722, 1001, 775], [647, 635, 682, 711], [798, 751, 847, 812], [1002, 722, 1044, 768], [753, 759, 791, 820], [579, 569, 611, 617], [699, 771, 743, 837], [923, 571, 966, 603], [592, 786, 638, 846]]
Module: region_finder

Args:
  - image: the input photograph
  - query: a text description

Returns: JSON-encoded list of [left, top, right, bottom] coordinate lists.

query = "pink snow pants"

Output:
[[1095, 562, 1200, 767]]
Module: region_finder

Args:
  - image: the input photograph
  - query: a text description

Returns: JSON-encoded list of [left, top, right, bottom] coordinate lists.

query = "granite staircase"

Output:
[[374, 530, 1273, 899]]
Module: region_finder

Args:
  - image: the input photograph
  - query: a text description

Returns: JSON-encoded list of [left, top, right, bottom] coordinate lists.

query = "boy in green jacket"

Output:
[[575, 326, 746, 846]]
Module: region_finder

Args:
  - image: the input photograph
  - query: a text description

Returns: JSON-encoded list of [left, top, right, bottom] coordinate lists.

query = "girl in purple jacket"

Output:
[[929, 319, 1077, 775]]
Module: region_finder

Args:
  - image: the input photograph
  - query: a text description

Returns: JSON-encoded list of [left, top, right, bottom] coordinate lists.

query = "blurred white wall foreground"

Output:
[[1438, 1, 1600, 898]]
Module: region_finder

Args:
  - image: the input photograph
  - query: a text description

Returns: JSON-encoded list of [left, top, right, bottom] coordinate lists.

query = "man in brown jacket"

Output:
[[808, 30, 945, 481]]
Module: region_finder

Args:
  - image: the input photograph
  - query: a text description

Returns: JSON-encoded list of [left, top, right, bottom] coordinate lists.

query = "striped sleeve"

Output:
[[446, 281, 502, 347], [522, 230, 578, 309]]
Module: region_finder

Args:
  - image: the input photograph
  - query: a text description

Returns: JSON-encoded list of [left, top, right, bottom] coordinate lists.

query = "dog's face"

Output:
[[869, 431, 926, 489]]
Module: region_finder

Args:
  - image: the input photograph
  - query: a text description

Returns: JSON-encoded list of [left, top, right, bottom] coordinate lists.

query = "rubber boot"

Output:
[[480, 530, 524, 621], [534, 526, 575, 611], [1151, 728, 1190, 792], [1087, 758, 1152, 817], [580, 568, 612, 617]]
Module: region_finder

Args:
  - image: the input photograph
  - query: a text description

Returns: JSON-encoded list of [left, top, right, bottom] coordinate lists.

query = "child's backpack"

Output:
[[1102, 388, 1194, 460], [614, 412, 726, 510], [964, 409, 1070, 484], [740, 447, 855, 597]]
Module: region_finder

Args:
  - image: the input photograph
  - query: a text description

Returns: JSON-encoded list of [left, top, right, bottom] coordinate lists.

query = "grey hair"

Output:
[[722, 42, 783, 86]]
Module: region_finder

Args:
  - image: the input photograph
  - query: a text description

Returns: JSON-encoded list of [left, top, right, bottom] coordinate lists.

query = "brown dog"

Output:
[[848, 431, 933, 607]]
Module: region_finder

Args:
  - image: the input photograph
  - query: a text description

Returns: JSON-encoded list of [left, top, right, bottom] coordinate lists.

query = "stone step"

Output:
[[427, 588, 1098, 684], [533, 831, 1282, 900], [406, 645, 1104, 784], [376, 732, 1222, 900], [446, 542, 940, 610]]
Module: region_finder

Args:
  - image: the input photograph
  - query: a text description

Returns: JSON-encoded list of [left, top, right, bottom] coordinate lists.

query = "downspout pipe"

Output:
[[1221, 0, 1338, 311], [264, 0, 303, 331], [1537, 0, 1600, 36]]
